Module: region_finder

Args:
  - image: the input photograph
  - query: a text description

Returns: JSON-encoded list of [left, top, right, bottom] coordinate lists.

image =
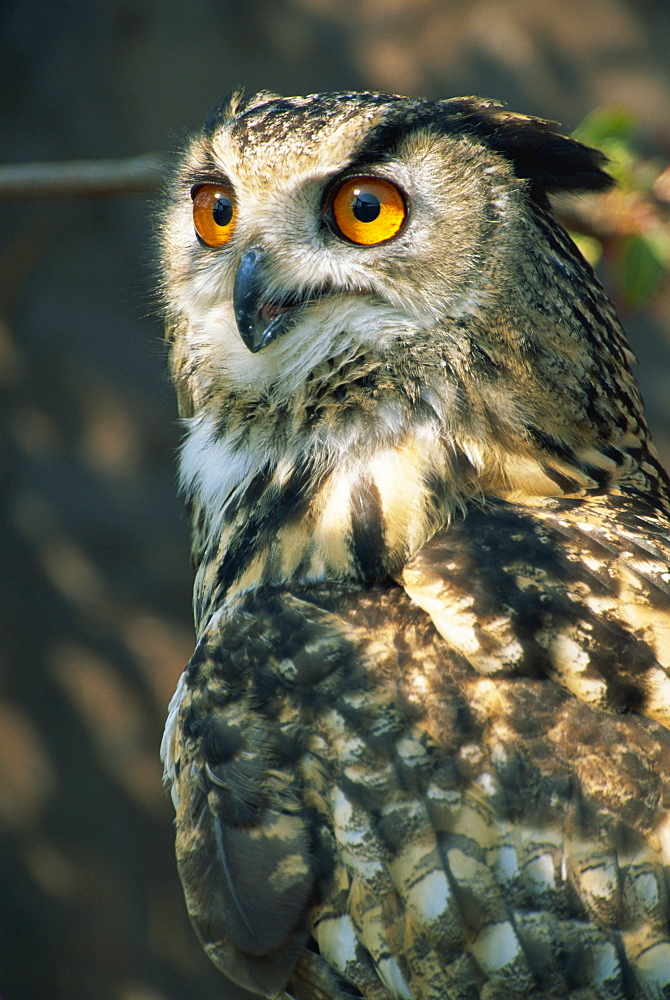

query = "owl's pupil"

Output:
[[352, 192, 380, 223], [213, 197, 233, 227]]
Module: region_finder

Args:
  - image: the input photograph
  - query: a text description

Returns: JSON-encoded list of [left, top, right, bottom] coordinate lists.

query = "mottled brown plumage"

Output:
[[160, 91, 670, 999]]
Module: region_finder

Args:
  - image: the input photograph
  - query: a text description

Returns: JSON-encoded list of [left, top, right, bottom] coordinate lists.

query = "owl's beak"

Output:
[[233, 247, 304, 353]]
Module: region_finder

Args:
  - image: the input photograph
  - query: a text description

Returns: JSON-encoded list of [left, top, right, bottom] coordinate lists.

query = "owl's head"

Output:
[[161, 91, 616, 415]]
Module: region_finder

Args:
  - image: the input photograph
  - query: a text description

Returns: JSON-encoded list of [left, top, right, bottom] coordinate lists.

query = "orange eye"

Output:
[[329, 176, 407, 246], [192, 184, 236, 247]]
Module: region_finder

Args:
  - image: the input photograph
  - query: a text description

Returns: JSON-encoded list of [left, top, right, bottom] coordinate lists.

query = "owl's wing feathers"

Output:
[[169, 597, 345, 995], [170, 494, 670, 999], [401, 494, 670, 727]]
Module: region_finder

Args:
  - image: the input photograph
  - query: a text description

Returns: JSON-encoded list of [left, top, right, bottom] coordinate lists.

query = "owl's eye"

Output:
[[328, 176, 407, 246], [192, 184, 236, 247]]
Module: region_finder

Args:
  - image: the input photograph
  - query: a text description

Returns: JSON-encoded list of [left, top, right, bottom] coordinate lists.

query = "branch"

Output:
[[0, 153, 167, 200]]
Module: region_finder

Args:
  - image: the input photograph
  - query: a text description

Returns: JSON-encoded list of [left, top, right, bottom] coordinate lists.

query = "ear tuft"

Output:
[[439, 98, 614, 198], [203, 90, 281, 136]]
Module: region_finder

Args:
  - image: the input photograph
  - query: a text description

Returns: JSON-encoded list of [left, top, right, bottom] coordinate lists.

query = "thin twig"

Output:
[[0, 153, 167, 200]]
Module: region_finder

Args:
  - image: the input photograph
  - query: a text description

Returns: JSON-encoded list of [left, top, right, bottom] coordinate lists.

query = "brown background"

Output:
[[1, 2, 670, 999]]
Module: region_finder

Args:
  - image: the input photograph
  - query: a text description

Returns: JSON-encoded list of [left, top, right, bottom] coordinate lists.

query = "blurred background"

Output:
[[1, 2, 669, 998]]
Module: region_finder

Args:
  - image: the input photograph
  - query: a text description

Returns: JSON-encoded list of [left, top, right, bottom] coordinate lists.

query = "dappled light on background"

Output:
[[123, 613, 194, 709], [50, 642, 165, 812], [22, 837, 79, 902], [0, 704, 57, 831], [78, 382, 143, 478]]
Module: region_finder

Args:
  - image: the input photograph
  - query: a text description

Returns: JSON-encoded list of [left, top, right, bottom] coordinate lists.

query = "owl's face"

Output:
[[162, 91, 643, 519], [161, 92, 541, 400]]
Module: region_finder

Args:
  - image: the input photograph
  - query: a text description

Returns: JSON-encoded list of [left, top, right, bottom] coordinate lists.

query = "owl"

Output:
[[159, 91, 670, 1000]]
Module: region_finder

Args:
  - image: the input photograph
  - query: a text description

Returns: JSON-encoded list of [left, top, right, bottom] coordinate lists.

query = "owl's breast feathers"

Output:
[[161, 92, 670, 999]]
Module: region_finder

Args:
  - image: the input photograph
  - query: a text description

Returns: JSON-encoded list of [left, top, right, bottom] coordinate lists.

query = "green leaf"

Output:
[[620, 234, 664, 307], [572, 108, 638, 185], [569, 232, 602, 267], [572, 107, 636, 147]]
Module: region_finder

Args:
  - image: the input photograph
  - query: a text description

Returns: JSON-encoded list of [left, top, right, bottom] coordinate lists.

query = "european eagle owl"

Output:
[[160, 91, 670, 1000]]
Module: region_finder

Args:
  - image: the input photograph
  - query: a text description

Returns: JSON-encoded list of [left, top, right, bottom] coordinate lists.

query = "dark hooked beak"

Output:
[[233, 247, 309, 354]]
